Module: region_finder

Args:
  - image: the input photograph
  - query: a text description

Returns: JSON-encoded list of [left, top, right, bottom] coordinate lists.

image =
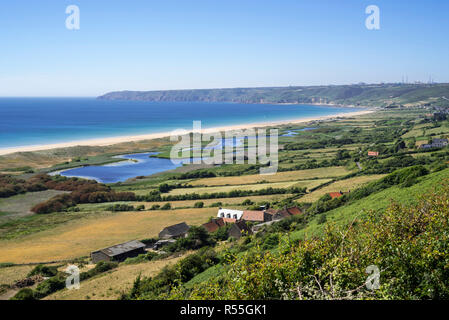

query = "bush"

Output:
[[123, 252, 159, 264], [106, 204, 135, 212], [161, 203, 171, 210], [28, 264, 58, 277], [34, 275, 66, 299], [262, 234, 279, 250], [180, 182, 449, 300], [11, 288, 36, 300], [209, 202, 222, 207], [194, 201, 204, 208], [80, 261, 118, 281]]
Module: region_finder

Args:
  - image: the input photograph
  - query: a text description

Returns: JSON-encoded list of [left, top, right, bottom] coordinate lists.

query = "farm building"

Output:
[[368, 151, 379, 157], [228, 220, 252, 240], [419, 138, 448, 149], [329, 192, 343, 199], [217, 208, 243, 220], [242, 210, 272, 223], [91, 240, 146, 263], [159, 222, 190, 239], [202, 218, 225, 233]]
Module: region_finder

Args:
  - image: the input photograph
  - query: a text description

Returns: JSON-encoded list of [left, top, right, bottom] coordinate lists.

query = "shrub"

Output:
[[194, 201, 204, 208], [181, 183, 449, 300], [11, 288, 36, 300], [161, 203, 171, 210], [28, 264, 58, 278], [34, 275, 66, 299]]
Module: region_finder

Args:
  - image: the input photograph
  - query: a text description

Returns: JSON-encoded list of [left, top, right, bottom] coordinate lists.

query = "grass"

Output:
[[0, 207, 216, 264], [291, 168, 449, 241], [188, 166, 351, 187], [0, 209, 113, 241], [0, 190, 69, 222], [0, 265, 35, 286], [299, 174, 386, 203], [44, 254, 187, 300]]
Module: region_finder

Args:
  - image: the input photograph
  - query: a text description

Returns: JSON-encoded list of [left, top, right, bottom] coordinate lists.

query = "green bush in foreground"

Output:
[[131, 181, 449, 300], [184, 182, 449, 300]]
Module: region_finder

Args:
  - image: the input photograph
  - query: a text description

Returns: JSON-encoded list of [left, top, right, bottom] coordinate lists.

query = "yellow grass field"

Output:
[[189, 166, 351, 187], [0, 207, 216, 264], [299, 175, 386, 203], [167, 179, 331, 196], [45, 254, 187, 300], [0, 265, 35, 286]]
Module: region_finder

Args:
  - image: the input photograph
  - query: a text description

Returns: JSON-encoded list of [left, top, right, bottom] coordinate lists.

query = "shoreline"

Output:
[[0, 110, 374, 156]]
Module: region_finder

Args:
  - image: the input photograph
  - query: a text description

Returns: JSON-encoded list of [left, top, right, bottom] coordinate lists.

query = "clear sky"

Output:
[[0, 0, 448, 97]]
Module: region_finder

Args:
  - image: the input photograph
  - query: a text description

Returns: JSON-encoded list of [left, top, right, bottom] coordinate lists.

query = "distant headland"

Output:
[[98, 83, 449, 108]]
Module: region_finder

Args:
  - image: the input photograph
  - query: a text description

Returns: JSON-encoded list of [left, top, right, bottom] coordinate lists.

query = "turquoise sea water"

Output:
[[0, 98, 360, 149]]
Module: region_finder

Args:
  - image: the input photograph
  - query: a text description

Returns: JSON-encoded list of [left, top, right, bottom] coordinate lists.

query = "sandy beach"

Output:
[[0, 110, 374, 156]]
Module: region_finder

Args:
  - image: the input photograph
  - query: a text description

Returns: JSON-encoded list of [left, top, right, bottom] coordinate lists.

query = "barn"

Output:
[[159, 222, 190, 239], [91, 240, 146, 263]]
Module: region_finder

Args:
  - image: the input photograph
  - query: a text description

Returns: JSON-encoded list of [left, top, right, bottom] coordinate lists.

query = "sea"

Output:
[[0, 98, 361, 182], [0, 98, 359, 149]]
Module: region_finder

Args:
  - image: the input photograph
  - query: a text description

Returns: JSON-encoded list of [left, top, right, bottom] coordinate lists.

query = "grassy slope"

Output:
[[44, 255, 187, 300], [291, 168, 449, 240], [0, 190, 69, 222]]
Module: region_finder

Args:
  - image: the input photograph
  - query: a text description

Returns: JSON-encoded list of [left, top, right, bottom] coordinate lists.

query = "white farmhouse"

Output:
[[217, 208, 243, 220]]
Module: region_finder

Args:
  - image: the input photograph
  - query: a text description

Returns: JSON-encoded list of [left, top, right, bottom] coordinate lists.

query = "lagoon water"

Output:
[[55, 137, 248, 183], [0, 98, 359, 149], [54, 152, 188, 183]]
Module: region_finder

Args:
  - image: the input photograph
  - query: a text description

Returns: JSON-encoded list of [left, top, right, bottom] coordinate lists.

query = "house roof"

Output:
[[286, 206, 303, 216], [242, 210, 266, 222], [329, 192, 343, 199], [234, 220, 252, 233], [275, 209, 292, 218], [265, 208, 278, 215], [98, 240, 146, 257], [222, 218, 237, 224], [202, 218, 225, 233], [160, 222, 190, 237], [214, 217, 225, 227]]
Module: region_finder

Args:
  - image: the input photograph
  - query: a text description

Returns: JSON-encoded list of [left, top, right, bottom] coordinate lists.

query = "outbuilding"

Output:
[[159, 222, 190, 239], [228, 220, 252, 240], [91, 240, 146, 263]]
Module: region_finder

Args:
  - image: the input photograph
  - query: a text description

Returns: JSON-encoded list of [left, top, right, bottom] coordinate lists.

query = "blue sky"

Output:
[[0, 0, 448, 96]]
